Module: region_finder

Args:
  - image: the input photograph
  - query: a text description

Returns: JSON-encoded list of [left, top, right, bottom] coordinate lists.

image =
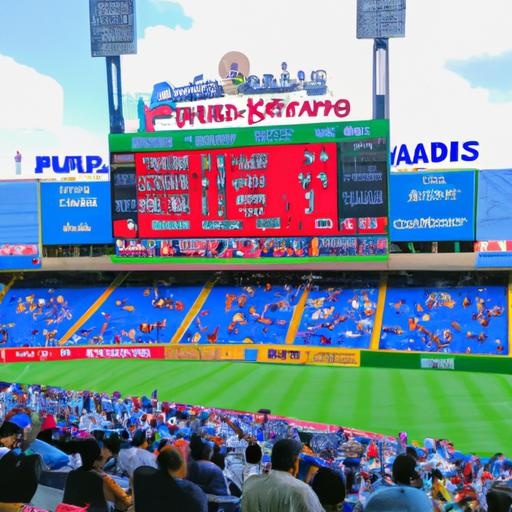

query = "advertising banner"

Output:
[[0, 153, 110, 182], [164, 345, 361, 367], [0, 181, 41, 270], [256, 346, 361, 367], [0, 343, 359, 368], [1, 346, 165, 363], [389, 169, 476, 242], [41, 182, 114, 245], [114, 236, 388, 259]]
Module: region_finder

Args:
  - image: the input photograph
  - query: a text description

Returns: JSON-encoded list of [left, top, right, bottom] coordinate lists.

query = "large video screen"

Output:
[[112, 141, 388, 241], [110, 121, 390, 260]]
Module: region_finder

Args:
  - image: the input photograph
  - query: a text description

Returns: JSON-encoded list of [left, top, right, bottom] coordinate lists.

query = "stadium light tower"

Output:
[[89, 0, 137, 134], [356, 0, 406, 120]]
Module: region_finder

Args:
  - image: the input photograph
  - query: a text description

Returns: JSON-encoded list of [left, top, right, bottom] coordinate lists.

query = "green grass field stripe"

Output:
[[210, 365, 269, 412], [322, 367, 356, 426], [219, 364, 286, 413], [458, 373, 510, 445], [419, 371, 467, 440], [273, 366, 313, 413], [162, 361, 235, 401], [348, 366, 375, 430], [388, 369, 419, 428]]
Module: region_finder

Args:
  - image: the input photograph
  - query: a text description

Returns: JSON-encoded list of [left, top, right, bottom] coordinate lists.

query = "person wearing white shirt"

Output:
[[117, 429, 157, 477], [242, 439, 325, 512]]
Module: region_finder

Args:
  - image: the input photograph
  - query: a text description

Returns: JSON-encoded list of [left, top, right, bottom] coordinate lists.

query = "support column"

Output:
[[373, 38, 390, 120], [106, 56, 125, 134]]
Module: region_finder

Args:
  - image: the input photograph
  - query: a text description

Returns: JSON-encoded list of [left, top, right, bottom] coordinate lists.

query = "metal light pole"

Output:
[[373, 38, 390, 120], [357, 0, 406, 120], [89, 0, 137, 134], [106, 56, 125, 134]]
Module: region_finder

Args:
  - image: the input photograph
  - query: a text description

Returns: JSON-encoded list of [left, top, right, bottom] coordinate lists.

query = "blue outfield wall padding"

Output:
[[477, 169, 512, 241], [0, 181, 39, 244]]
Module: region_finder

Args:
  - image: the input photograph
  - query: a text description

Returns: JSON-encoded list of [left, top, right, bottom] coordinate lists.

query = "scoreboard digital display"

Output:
[[110, 120, 390, 260]]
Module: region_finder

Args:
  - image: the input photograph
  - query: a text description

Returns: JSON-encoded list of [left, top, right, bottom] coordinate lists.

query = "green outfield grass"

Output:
[[2, 359, 512, 457]]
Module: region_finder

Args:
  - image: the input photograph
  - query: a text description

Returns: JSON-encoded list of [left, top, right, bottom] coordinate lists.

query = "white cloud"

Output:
[[0, 54, 64, 131], [122, 0, 512, 169], [0, 54, 108, 178]]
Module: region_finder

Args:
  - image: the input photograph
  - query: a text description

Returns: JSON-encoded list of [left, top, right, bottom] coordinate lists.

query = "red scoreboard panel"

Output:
[[132, 143, 340, 239]]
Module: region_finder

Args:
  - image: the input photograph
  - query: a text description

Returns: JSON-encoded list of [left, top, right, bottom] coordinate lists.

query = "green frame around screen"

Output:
[[109, 119, 390, 152], [109, 119, 391, 264]]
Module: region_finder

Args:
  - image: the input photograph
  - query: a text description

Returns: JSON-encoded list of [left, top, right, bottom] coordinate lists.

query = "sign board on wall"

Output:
[[0, 154, 110, 182], [41, 182, 114, 245], [144, 93, 351, 132], [389, 169, 476, 242], [0, 181, 41, 270], [110, 120, 390, 259]]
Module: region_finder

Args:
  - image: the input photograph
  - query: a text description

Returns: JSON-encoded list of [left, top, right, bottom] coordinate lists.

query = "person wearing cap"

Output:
[[241, 439, 325, 512], [363, 486, 433, 511], [486, 481, 512, 512], [117, 428, 157, 477]]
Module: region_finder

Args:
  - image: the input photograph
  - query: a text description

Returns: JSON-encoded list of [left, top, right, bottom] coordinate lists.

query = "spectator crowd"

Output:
[[0, 382, 511, 512]]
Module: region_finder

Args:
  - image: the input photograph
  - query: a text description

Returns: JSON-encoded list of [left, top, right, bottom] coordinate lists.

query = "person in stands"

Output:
[[0, 421, 22, 451], [486, 481, 512, 512], [363, 486, 433, 511], [132, 446, 208, 512], [117, 428, 157, 476], [187, 432, 229, 496], [241, 439, 325, 512], [392, 454, 423, 488], [243, 443, 263, 481], [311, 467, 345, 512], [101, 433, 123, 477], [0, 420, 43, 507], [63, 438, 132, 512]]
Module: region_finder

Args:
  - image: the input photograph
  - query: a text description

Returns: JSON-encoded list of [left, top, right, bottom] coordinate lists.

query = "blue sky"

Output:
[[1, 0, 512, 173], [0, 0, 193, 136], [446, 50, 512, 103]]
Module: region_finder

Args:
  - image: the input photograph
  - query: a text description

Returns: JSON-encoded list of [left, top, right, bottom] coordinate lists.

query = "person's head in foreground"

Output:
[[0, 421, 22, 450], [246, 443, 263, 465], [271, 439, 303, 476], [392, 454, 422, 488], [364, 486, 433, 511], [486, 480, 512, 512], [157, 446, 187, 479], [311, 467, 345, 511]]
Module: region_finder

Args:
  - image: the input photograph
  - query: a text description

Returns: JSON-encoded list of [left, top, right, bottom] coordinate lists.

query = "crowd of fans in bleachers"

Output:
[[0, 383, 511, 511]]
